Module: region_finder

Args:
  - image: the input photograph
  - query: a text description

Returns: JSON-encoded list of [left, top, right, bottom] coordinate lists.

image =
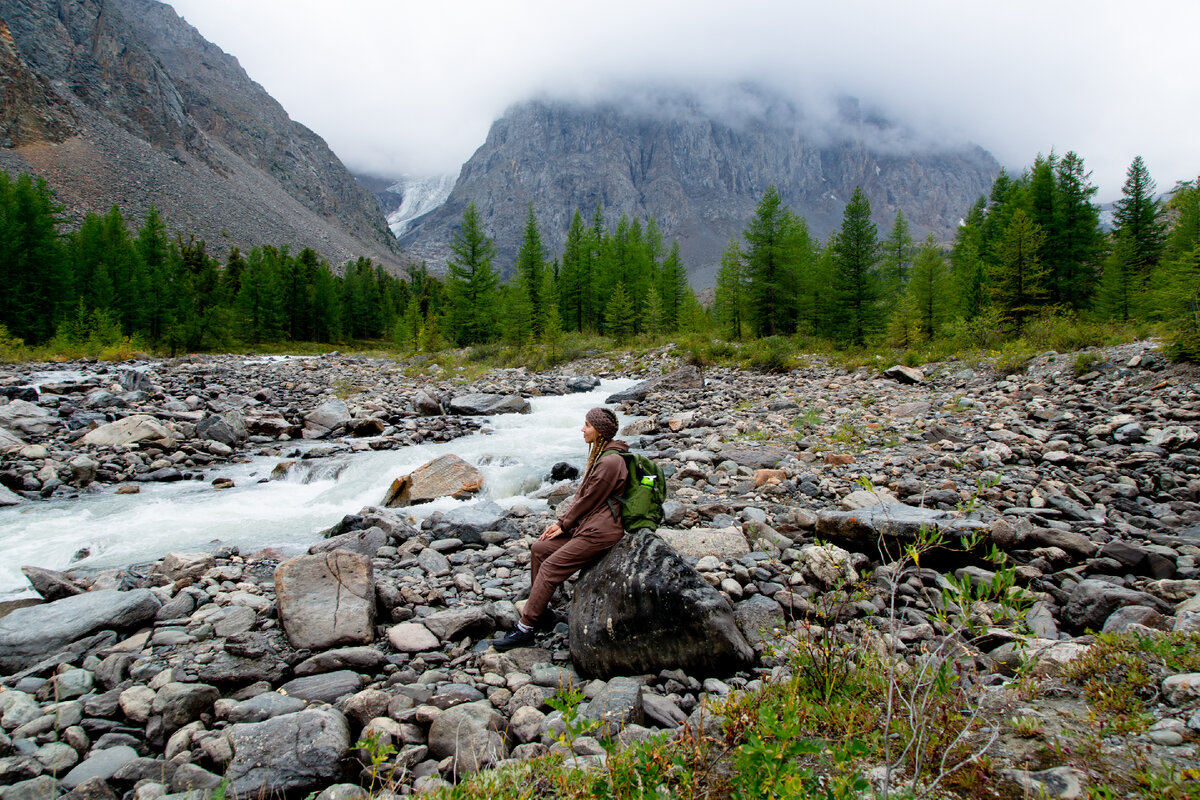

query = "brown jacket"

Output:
[[558, 439, 630, 539]]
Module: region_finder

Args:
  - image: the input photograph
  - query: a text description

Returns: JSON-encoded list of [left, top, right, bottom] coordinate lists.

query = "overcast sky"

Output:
[[164, 0, 1197, 202]]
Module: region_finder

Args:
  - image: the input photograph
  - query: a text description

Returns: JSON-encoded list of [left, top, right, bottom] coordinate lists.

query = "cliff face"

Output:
[[0, 0, 400, 268], [399, 90, 1001, 286]]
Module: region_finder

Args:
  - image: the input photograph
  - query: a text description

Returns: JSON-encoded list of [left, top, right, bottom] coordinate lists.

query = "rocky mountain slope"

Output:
[[0, 0, 401, 269], [399, 88, 1001, 286]]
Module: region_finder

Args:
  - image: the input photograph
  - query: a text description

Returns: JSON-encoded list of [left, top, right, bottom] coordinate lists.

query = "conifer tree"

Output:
[[830, 186, 883, 345], [604, 281, 636, 341], [558, 210, 590, 333], [989, 209, 1048, 330], [907, 235, 953, 339], [513, 203, 546, 336], [714, 237, 747, 339], [445, 201, 499, 345], [136, 207, 171, 342], [1, 173, 68, 342], [880, 210, 915, 296], [1049, 151, 1104, 309], [659, 240, 688, 331], [951, 197, 989, 319], [1112, 156, 1166, 275], [742, 186, 795, 337]]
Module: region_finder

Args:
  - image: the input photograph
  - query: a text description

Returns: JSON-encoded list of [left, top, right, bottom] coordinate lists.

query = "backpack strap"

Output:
[[600, 449, 629, 524]]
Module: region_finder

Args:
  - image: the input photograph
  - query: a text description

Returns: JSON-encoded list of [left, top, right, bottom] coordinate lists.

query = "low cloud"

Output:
[[166, 0, 1199, 201]]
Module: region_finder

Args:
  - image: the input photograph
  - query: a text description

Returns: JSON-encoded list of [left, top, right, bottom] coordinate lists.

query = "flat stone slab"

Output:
[[447, 394, 531, 415], [0, 590, 161, 674]]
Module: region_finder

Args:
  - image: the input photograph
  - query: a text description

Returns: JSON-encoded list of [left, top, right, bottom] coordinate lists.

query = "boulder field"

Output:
[[0, 342, 1198, 797]]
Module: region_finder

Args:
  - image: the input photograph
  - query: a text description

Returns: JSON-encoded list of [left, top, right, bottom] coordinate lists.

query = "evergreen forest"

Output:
[[1, 150, 1198, 365]]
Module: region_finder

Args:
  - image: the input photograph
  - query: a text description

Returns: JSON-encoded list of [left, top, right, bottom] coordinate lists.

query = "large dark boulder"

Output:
[[569, 532, 755, 678], [605, 365, 703, 404], [0, 589, 161, 674]]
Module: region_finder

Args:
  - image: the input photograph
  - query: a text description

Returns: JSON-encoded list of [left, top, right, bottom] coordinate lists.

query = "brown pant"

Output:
[[521, 527, 624, 626]]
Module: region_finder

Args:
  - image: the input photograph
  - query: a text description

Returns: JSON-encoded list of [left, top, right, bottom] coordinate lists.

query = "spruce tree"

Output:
[[1113, 156, 1166, 275], [742, 186, 795, 337], [1050, 151, 1104, 309], [558, 210, 589, 333], [830, 186, 883, 346], [445, 201, 499, 345], [513, 203, 546, 336], [659, 240, 688, 332]]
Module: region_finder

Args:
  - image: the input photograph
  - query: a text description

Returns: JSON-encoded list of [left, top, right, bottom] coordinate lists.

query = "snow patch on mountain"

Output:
[[386, 174, 457, 238]]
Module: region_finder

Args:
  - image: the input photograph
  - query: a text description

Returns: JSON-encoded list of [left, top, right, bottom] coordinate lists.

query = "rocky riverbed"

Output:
[[0, 342, 1199, 799]]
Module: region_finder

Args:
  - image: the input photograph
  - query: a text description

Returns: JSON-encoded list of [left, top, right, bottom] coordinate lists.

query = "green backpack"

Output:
[[602, 449, 668, 532]]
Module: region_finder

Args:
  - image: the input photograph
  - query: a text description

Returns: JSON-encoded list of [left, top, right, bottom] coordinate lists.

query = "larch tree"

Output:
[[989, 209, 1048, 330]]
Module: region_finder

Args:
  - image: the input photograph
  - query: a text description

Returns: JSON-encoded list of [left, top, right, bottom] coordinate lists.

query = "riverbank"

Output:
[[1, 341, 1199, 798]]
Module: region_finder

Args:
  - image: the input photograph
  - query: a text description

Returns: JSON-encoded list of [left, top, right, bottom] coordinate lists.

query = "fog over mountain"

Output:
[[164, 1, 1200, 205], [397, 86, 1000, 287]]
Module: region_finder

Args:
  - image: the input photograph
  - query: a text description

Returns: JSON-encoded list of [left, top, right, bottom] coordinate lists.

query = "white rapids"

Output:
[[0, 379, 637, 599]]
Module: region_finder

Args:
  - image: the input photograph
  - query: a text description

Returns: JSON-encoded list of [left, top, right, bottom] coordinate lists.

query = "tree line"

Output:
[[3, 153, 1198, 359], [714, 152, 1200, 356], [0, 170, 445, 352]]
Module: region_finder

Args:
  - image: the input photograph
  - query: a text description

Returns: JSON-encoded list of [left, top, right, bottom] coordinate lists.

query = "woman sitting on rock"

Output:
[[494, 406, 629, 650]]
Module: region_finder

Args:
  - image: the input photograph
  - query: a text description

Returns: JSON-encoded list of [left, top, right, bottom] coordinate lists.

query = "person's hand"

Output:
[[540, 522, 563, 540]]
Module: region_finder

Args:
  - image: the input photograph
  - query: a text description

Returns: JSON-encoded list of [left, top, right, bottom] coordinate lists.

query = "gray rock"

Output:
[[196, 411, 247, 446], [430, 501, 508, 545], [151, 682, 220, 734], [733, 595, 786, 644], [293, 646, 388, 676], [309, 527, 388, 557], [225, 708, 351, 795], [716, 444, 788, 469], [274, 551, 375, 650], [1000, 766, 1086, 799], [303, 400, 351, 439], [225, 691, 306, 723], [569, 532, 756, 678], [0, 400, 58, 436], [412, 387, 443, 416], [425, 701, 506, 778], [78, 415, 172, 446], [447, 393, 531, 415], [60, 745, 138, 790], [420, 606, 494, 642], [816, 502, 985, 555], [387, 623, 441, 652], [641, 693, 687, 729], [19, 566, 83, 602], [0, 590, 161, 674], [883, 364, 924, 384], [582, 677, 644, 737], [605, 366, 702, 404], [278, 671, 362, 703], [0, 775, 60, 800], [1062, 579, 1172, 632], [657, 527, 749, 560]]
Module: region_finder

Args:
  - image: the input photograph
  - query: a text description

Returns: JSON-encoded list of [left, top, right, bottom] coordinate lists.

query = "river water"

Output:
[[0, 378, 637, 600]]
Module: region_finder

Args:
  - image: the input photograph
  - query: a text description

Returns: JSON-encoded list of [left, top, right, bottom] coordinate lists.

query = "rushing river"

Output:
[[0, 378, 637, 600]]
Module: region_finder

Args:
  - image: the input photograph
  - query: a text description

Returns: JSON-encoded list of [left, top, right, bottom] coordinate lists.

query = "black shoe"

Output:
[[493, 627, 536, 651], [532, 611, 560, 631]]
